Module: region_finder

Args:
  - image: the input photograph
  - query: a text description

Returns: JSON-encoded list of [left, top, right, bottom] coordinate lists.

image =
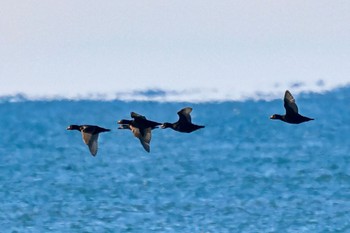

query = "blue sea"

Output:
[[1, 86, 350, 233]]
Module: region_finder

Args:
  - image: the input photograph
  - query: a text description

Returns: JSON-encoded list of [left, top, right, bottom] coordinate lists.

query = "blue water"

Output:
[[1, 87, 350, 232]]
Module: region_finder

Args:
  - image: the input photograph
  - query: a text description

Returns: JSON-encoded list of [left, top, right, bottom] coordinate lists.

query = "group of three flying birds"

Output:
[[67, 90, 314, 156]]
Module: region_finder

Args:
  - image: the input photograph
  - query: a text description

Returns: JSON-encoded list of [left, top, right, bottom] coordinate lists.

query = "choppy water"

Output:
[[0, 87, 350, 232]]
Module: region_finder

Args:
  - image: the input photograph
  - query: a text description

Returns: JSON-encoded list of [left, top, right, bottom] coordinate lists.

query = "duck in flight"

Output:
[[66, 125, 111, 156], [161, 107, 205, 133], [270, 90, 314, 124], [117, 112, 161, 152]]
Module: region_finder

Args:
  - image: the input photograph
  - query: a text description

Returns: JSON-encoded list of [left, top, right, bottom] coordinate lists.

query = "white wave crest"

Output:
[[0, 81, 349, 103]]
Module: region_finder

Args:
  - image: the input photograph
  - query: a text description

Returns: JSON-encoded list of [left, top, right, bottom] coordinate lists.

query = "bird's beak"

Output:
[[270, 115, 275, 119], [118, 124, 130, 130]]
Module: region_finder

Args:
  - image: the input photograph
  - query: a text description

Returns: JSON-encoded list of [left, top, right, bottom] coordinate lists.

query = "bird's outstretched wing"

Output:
[[82, 131, 92, 145], [177, 107, 192, 123], [82, 132, 99, 156], [87, 134, 99, 156], [130, 126, 151, 152], [131, 112, 146, 119], [284, 90, 298, 115]]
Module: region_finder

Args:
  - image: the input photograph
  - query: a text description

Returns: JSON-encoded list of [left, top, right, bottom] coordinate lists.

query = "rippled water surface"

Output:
[[1, 87, 350, 232]]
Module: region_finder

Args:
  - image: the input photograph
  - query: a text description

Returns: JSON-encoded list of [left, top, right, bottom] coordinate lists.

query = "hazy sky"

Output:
[[1, 1, 350, 99]]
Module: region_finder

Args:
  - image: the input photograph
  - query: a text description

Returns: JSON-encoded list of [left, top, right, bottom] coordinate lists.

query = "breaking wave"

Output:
[[0, 81, 349, 103]]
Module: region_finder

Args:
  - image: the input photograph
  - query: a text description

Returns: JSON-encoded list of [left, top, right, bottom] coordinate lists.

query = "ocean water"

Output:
[[0, 86, 350, 233]]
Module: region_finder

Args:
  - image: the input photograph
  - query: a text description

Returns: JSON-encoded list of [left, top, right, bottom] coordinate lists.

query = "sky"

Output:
[[1, 1, 350, 100]]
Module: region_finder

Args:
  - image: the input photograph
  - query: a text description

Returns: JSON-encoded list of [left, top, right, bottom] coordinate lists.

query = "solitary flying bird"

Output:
[[270, 90, 314, 124], [117, 112, 161, 152], [66, 125, 110, 156], [161, 107, 205, 133]]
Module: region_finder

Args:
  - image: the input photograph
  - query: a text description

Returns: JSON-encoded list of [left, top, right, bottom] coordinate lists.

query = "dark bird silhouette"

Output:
[[117, 112, 161, 152], [66, 125, 110, 156], [270, 90, 314, 124], [161, 107, 205, 133]]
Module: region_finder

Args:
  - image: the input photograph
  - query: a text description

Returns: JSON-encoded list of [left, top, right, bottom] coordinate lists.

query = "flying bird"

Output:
[[161, 107, 205, 133], [270, 90, 314, 124], [66, 125, 110, 156], [117, 112, 161, 152]]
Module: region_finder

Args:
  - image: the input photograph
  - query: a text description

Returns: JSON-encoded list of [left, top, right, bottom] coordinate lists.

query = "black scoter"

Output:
[[117, 112, 161, 152], [161, 107, 205, 133], [270, 90, 314, 124], [66, 125, 110, 156]]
